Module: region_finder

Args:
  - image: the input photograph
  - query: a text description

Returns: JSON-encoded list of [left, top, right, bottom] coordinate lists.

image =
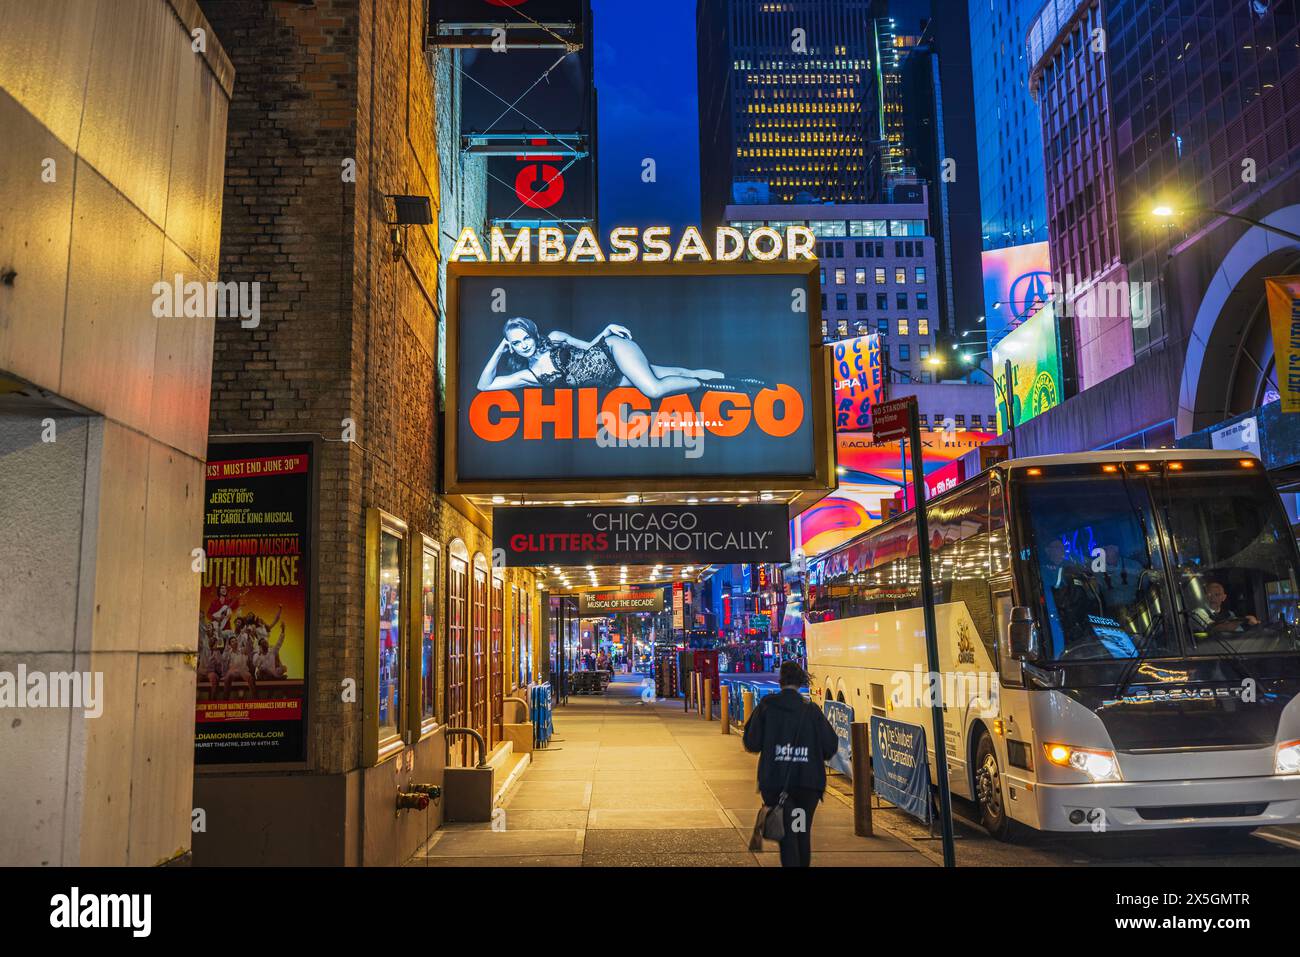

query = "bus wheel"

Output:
[[974, 733, 1011, 841]]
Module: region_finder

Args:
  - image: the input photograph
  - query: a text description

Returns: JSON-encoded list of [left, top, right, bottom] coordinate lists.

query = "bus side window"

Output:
[[990, 474, 1011, 576]]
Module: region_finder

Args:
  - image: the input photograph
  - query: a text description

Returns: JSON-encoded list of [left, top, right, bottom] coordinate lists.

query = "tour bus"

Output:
[[805, 450, 1300, 838]]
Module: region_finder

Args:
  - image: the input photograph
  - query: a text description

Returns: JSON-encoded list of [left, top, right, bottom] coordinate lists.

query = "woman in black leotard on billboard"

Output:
[[476, 317, 767, 398]]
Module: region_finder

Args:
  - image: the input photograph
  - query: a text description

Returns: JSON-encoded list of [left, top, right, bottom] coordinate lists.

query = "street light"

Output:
[[1149, 203, 1300, 244], [928, 350, 1019, 458]]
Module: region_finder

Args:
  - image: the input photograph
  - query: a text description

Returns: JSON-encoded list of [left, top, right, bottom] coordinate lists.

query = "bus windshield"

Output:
[[1159, 471, 1300, 655], [1018, 474, 1175, 661], [1018, 467, 1300, 661]]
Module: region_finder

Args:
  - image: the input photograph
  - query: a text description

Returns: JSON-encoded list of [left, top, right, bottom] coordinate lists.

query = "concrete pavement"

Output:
[[407, 674, 933, 867]]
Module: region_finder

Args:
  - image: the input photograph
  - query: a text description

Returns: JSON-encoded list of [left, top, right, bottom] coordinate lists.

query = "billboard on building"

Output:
[[487, 150, 594, 226], [992, 301, 1063, 436], [981, 241, 1052, 342], [795, 429, 994, 556], [197, 440, 314, 765], [433, 0, 584, 28], [447, 262, 832, 494], [831, 333, 884, 432]]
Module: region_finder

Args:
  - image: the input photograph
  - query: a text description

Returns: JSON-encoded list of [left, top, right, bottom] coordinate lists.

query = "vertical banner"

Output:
[[1266, 276, 1300, 414], [831, 333, 884, 432], [672, 581, 685, 632], [823, 699, 854, 776], [196, 441, 312, 764]]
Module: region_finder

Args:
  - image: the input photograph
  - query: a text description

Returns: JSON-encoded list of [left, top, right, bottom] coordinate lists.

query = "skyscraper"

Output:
[[969, 0, 1050, 252], [697, 0, 877, 228]]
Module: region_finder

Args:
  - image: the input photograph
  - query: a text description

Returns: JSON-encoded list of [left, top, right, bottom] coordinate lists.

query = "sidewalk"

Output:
[[408, 674, 934, 867]]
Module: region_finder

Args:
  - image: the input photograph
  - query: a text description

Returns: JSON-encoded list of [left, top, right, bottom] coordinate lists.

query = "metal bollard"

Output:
[[720, 684, 730, 734], [851, 721, 873, 837], [703, 678, 712, 720], [742, 689, 755, 727]]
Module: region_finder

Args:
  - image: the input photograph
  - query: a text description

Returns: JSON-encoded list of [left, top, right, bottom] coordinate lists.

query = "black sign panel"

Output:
[[578, 589, 665, 615], [434, 0, 583, 28], [461, 47, 592, 136], [487, 152, 593, 224], [493, 505, 791, 566]]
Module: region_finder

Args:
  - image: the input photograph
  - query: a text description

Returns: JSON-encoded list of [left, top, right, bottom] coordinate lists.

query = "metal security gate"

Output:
[[490, 576, 504, 745]]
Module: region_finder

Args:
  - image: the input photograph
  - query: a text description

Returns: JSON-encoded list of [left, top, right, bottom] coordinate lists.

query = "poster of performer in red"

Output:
[[196, 441, 313, 764]]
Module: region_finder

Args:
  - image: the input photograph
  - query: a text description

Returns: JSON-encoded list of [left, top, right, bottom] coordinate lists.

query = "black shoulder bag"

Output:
[[749, 706, 808, 850]]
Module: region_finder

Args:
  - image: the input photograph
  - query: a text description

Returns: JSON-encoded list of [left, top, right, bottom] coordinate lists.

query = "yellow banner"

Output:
[[1266, 275, 1300, 413]]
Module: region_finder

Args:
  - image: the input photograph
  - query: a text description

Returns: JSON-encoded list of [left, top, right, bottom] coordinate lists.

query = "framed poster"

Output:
[[196, 439, 315, 765]]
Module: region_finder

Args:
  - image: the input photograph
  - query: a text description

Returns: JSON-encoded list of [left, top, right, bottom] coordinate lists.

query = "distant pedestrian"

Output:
[[742, 660, 837, 867]]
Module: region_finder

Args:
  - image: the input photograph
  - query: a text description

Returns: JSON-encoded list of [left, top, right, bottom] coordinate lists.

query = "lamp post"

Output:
[[1149, 204, 1300, 245], [925, 352, 1019, 459]]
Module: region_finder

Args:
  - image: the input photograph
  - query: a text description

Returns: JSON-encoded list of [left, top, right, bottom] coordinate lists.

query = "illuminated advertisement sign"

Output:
[[447, 262, 831, 492], [488, 148, 593, 226], [981, 241, 1052, 341], [578, 588, 664, 615], [991, 302, 1062, 435], [493, 504, 790, 566], [795, 430, 994, 556], [197, 440, 314, 765], [831, 334, 884, 432]]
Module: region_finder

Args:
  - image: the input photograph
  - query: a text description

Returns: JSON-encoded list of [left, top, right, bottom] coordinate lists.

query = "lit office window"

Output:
[[874, 267, 886, 285], [837, 319, 848, 337], [917, 318, 929, 336], [955, 414, 966, 428], [897, 318, 909, 336], [894, 267, 906, 284], [835, 268, 846, 284], [915, 266, 927, 283], [855, 268, 866, 284]]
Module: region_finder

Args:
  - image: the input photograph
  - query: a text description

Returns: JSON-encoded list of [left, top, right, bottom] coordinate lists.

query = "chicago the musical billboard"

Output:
[[446, 262, 831, 493]]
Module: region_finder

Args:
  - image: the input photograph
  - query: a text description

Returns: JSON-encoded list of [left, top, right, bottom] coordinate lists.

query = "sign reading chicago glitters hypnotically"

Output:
[[493, 504, 790, 566], [197, 441, 313, 765], [447, 263, 825, 490], [578, 589, 665, 615]]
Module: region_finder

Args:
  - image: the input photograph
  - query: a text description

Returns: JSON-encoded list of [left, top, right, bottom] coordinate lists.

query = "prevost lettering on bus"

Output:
[[492, 504, 790, 566]]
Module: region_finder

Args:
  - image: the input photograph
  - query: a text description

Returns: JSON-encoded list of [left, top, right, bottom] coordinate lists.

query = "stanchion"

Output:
[[851, 722, 873, 837], [742, 689, 755, 727], [703, 679, 712, 720], [719, 684, 730, 734]]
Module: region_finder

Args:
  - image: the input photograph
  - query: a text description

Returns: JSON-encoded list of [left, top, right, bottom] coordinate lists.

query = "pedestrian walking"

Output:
[[742, 660, 838, 867]]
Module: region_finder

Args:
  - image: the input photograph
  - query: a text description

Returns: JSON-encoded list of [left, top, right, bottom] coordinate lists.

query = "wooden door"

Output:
[[470, 564, 488, 754], [446, 555, 467, 762]]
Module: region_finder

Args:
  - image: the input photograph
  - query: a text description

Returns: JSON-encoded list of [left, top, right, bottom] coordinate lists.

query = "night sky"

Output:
[[593, 0, 933, 231]]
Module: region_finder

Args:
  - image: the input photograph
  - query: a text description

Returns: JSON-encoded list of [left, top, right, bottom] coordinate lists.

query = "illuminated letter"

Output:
[[490, 226, 531, 262], [786, 225, 816, 260], [522, 388, 573, 440], [450, 227, 486, 262], [674, 226, 712, 262], [650, 394, 701, 437], [642, 226, 672, 262], [468, 391, 520, 442], [747, 226, 783, 261], [715, 227, 745, 261], [538, 227, 567, 263], [568, 226, 606, 262], [609, 226, 639, 262], [753, 384, 805, 437], [600, 387, 653, 440]]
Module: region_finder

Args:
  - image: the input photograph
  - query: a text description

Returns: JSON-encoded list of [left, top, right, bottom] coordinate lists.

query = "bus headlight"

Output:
[[1044, 743, 1122, 782], [1275, 740, 1300, 775]]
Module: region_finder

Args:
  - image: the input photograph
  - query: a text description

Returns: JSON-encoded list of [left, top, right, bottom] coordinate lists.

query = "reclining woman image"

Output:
[[476, 316, 767, 398]]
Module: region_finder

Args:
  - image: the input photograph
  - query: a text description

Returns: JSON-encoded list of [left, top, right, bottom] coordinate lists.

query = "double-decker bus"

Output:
[[805, 450, 1300, 838]]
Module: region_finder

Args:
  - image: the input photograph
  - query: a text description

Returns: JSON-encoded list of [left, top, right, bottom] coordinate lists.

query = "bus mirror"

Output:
[[1008, 606, 1039, 661]]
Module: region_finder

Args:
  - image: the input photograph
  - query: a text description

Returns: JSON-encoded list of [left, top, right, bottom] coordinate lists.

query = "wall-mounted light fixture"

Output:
[[384, 194, 433, 262]]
